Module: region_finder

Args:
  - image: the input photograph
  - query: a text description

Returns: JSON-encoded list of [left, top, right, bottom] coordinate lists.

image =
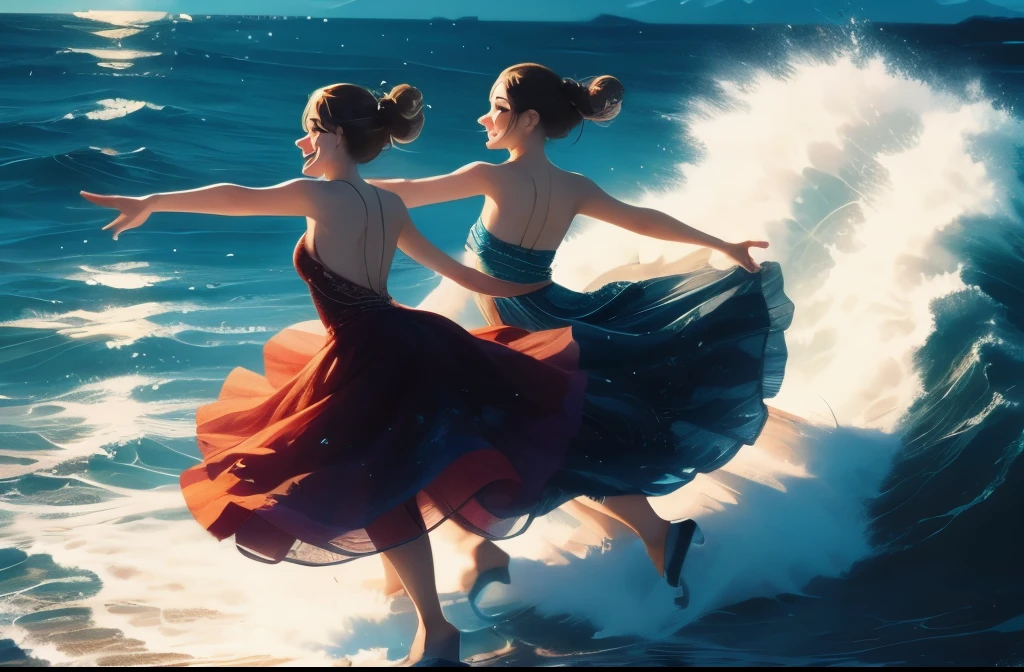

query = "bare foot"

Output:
[[406, 621, 461, 665], [458, 539, 510, 593]]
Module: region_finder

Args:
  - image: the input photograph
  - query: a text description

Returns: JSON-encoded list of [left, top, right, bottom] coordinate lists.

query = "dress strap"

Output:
[[370, 186, 387, 295], [334, 180, 387, 295], [518, 162, 555, 251]]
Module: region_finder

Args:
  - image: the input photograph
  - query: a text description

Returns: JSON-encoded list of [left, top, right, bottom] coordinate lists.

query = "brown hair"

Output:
[[494, 63, 623, 140], [301, 82, 425, 163]]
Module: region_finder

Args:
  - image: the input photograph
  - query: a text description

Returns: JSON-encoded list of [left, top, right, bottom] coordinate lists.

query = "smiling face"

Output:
[[295, 97, 346, 178], [477, 79, 538, 152]]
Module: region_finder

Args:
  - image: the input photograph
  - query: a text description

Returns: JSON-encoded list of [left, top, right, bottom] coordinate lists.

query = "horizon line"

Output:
[[0, 10, 1021, 27]]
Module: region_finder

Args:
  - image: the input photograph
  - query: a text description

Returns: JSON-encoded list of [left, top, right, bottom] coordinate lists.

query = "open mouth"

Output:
[[302, 151, 316, 161]]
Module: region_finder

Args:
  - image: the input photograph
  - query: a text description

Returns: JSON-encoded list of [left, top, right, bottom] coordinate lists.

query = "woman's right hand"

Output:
[[80, 191, 153, 240], [721, 240, 769, 273]]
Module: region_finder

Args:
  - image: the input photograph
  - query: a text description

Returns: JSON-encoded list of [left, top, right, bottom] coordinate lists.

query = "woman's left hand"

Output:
[[80, 191, 153, 240], [722, 240, 769, 273]]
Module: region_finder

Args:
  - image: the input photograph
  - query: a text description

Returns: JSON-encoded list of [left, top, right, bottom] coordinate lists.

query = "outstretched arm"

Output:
[[576, 176, 767, 272], [397, 212, 547, 298], [369, 162, 493, 209], [82, 179, 320, 239]]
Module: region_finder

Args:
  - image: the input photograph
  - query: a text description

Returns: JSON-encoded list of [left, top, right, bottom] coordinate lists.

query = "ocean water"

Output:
[[1, 11, 1023, 667]]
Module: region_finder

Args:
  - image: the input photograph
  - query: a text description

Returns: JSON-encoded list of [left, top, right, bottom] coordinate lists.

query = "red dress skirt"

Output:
[[179, 236, 586, 565]]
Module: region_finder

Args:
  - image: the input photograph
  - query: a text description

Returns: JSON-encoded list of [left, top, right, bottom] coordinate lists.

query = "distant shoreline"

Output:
[[2, 11, 1023, 28]]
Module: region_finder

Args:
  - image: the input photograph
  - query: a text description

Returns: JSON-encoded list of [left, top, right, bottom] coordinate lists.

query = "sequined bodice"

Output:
[[294, 236, 395, 330]]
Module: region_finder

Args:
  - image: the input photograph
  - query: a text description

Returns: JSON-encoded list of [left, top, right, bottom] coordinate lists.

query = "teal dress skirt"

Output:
[[466, 220, 795, 499]]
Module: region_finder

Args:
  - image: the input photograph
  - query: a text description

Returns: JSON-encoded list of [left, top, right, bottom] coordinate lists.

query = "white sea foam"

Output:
[[66, 260, 171, 287], [1, 300, 274, 350], [552, 56, 1023, 431], [61, 47, 161, 61], [63, 98, 164, 121]]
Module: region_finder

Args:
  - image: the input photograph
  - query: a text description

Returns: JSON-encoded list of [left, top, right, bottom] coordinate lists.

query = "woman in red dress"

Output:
[[81, 81, 586, 666]]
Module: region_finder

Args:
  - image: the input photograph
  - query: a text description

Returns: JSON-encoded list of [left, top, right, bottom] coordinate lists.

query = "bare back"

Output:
[[303, 180, 405, 295], [479, 161, 587, 252]]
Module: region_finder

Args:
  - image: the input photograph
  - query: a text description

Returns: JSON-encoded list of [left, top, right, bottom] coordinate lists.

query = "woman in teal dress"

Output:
[[370, 63, 794, 610]]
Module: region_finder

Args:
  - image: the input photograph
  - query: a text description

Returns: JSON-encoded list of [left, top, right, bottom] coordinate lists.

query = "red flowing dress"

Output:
[[180, 235, 586, 566]]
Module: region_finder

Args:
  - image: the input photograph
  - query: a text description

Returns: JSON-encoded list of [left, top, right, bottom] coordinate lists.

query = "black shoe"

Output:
[[663, 519, 704, 606], [466, 566, 511, 622]]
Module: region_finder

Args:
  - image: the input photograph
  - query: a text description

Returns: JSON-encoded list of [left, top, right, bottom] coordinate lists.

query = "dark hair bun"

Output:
[[562, 75, 624, 123], [378, 84, 425, 143], [585, 75, 624, 122]]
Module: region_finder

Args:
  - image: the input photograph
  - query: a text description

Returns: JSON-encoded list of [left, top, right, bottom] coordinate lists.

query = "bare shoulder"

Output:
[[464, 160, 502, 185], [377, 188, 414, 233], [560, 169, 601, 206], [299, 178, 343, 200], [562, 169, 596, 189], [301, 179, 377, 220], [377, 187, 410, 214], [465, 160, 500, 174], [272, 177, 335, 214], [281, 177, 323, 192]]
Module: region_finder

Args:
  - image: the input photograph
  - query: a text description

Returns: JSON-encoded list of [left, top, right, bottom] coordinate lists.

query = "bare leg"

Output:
[[368, 501, 460, 664], [434, 520, 510, 592], [380, 533, 461, 664], [380, 554, 406, 599], [573, 495, 670, 576]]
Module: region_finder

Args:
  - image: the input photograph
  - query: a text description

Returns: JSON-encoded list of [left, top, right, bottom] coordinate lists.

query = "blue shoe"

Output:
[[466, 566, 511, 623], [664, 519, 704, 605]]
